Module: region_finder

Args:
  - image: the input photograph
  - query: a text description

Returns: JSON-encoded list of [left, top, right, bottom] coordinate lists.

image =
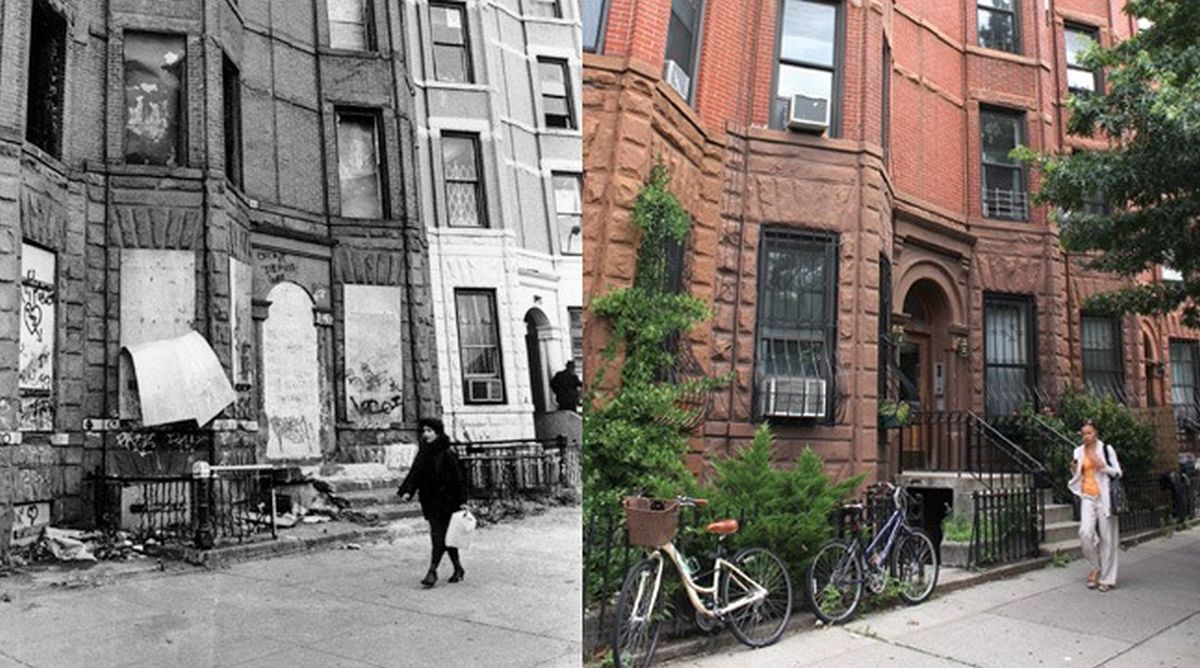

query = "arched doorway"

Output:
[[898, 279, 953, 412], [262, 282, 321, 460], [1144, 329, 1163, 407], [524, 308, 553, 413]]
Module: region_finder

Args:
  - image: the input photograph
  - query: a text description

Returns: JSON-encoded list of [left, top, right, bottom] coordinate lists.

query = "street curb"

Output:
[[160, 521, 430, 569], [640, 522, 1197, 666]]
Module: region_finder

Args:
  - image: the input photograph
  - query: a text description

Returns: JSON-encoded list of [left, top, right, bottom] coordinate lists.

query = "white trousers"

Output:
[[1079, 496, 1119, 586]]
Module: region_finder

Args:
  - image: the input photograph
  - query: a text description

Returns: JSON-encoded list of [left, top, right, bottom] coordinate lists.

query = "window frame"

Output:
[[663, 0, 706, 103], [528, 0, 562, 18], [455, 288, 506, 405], [441, 132, 487, 228], [582, 0, 610, 53], [983, 293, 1038, 417], [430, 2, 474, 84], [1064, 23, 1101, 95], [327, 0, 377, 51], [753, 228, 840, 423], [1081, 314, 1124, 399], [538, 58, 576, 130], [568, 306, 584, 381], [769, 0, 844, 135], [1171, 339, 1200, 427], [122, 31, 189, 167], [26, 0, 68, 159], [18, 242, 58, 432], [552, 172, 582, 255], [222, 54, 243, 189], [977, 0, 1021, 54], [979, 105, 1028, 221], [882, 40, 891, 165], [334, 108, 388, 219]]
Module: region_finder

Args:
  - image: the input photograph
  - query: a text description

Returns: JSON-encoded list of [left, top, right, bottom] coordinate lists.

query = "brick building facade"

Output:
[[1, 0, 437, 552], [583, 0, 1200, 482]]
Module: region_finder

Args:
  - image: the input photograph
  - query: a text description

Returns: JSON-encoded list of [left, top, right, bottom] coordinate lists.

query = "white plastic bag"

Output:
[[446, 509, 477, 549]]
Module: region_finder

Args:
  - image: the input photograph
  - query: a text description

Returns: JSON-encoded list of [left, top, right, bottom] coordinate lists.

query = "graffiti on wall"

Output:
[[229, 257, 256, 420], [19, 245, 56, 431], [114, 430, 208, 457], [262, 282, 321, 459], [343, 285, 404, 426], [256, 250, 299, 285], [119, 249, 196, 419]]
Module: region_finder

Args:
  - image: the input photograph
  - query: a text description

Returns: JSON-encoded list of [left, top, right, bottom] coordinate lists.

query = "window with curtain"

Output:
[[1082, 315, 1124, 399], [755, 230, 838, 419], [431, 3, 472, 83], [336, 110, 384, 219], [978, 0, 1019, 53], [984, 295, 1036, 416], [772, 0, 839, 132], [455, 290, 505, 404], [441, 133, 484, 227]]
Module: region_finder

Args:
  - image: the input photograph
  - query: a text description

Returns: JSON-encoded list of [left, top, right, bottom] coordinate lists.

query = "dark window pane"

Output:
[[665, 0, 702, 75], [456, 290, 504, 404], [984, 296, 1035, 416], [978, 8, 1016, 53], [780, 0, 836, 67], [222, 56, 243, 187], [984, 165, 1021, 193], [582, 0, 607, 51], [124, 33, 187, 167], [26, 0, 68, 158], [337, 113, 382, 218], [981, 111, 1020, 164]]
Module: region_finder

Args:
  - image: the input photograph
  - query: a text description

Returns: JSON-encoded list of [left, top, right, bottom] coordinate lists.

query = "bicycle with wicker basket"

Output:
[[611, 496, 793, 668]]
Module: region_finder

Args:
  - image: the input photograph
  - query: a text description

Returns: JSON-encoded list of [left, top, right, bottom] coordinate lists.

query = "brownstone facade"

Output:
[[583, 0, 1200, 482]]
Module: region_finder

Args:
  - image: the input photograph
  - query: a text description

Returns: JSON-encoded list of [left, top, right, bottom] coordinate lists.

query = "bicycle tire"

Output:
[[612, 557, 665, 668], [720, 547, 794, 647], [892, 528, 939, 605], [805, 539, 863, 625]]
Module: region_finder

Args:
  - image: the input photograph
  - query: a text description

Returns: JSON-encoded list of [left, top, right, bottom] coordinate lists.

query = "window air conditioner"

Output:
[[762, 376, 827, 418], [787, 94, 830, 133], [663, 59, 692, 99]]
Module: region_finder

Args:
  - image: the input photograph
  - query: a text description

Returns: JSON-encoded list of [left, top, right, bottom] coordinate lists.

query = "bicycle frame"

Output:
[[634, 541, 769, 623]]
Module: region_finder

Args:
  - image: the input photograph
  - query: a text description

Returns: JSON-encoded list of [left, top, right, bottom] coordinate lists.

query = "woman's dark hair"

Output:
[[418, 417, 448, 442], [1083, 418, 1096, 428]]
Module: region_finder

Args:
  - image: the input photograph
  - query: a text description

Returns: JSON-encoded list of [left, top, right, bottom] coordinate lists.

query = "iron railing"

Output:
[[95, 467, 278, 548], [982, 187, 1029, 221], [454, 435, 580, 501], [969, 486, 1041, 568], [898, 411, 1046, 491], [989, 413, 1076, 504], [1117, 476, 1174, 535]]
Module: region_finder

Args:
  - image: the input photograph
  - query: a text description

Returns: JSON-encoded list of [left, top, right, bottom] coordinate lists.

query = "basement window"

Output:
[[26, 0, 68, 158]]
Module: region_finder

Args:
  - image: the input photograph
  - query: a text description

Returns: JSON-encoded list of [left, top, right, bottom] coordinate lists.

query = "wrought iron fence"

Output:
[[898, 411, 1045, 492], [454, 436, 580, 500], [969, 486, 1041, 568], [95, 467, 278, 548], [1117, 476, 1174, 535]]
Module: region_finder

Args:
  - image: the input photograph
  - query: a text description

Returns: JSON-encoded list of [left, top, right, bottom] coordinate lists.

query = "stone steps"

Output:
[[1043, 502, 1074, 525], [1044, 520, 1081, 545], [306, 461, 414, 527], [341, 502, 424, 525]]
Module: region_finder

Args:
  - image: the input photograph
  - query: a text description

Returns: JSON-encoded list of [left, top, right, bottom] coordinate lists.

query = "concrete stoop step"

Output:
[[307, 462, 419, 526]]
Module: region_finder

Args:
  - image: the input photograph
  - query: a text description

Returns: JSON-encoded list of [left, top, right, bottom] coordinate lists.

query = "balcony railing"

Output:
[[982, 187, 1029, 221]]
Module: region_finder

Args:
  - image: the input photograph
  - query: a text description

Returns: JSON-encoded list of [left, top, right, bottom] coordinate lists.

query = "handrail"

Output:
[[968, 412, 1046, 475]]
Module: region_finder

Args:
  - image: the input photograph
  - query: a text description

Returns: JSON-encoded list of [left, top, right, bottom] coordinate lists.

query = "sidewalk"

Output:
[[0, 505, 582, 667], [662, 525, 1200, 667]]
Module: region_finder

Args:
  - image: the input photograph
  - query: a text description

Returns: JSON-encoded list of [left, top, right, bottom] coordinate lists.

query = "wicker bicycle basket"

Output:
[[623, 497, 680, 547]]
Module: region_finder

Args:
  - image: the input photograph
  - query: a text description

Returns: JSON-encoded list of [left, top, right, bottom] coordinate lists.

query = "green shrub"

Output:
[[1057, 389, 1157, 481]]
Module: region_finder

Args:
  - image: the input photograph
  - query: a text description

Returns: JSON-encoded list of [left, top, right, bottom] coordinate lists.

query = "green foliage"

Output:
[[1051, 551, 1074, 568], [699, 425, 863, 577], [878, 400, 911, 428], [1013, 2, 1200, 325], [941, 516, 973, 543], [1056, 389, 1157, 481]]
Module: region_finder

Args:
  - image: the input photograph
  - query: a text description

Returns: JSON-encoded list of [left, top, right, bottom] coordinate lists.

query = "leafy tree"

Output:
[[1015, 1, 1200, 324]]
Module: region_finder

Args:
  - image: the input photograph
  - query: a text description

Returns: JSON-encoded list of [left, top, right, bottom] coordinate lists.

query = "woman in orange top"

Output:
[[1067, 420, 1123, 591]]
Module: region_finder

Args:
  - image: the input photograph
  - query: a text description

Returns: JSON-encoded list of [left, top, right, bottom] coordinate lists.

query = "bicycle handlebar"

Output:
[[678, 496, 708, 508]]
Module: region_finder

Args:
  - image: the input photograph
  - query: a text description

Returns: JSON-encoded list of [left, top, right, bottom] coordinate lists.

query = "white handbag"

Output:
[[445, 509, 477, 549]]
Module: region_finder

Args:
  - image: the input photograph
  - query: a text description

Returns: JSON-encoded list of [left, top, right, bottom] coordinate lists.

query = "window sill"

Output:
[[540, 127, 581, 137], [423, 80, 487, 91], [964, 45, 1037, 66], [320, 47, 387, 60], [21, 142, 68, 175], [107, 163, 204, 179]]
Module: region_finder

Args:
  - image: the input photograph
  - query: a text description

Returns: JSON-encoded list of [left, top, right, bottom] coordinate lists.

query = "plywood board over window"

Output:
[[124, 32, 187, 167], [19, 245, 56, 431], [343, 285, 404, 426]]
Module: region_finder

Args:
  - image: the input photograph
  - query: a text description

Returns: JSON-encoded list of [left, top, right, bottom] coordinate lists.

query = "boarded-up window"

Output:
[[223, 55, 243, 187], [344, 285, 404, 425], [336, 111, 384, 218], [329, 0, 374, 51], [26, 0, 67, 158], [119, 249, 196, 419], [431, 3, 472, 83], [124, 32, 187, 166], [538, 58, 575, 129], [442, 133, 484, 227], [20, 245, 56, 431], [455, 289, 505, 404], [553, 173, 582, 254]]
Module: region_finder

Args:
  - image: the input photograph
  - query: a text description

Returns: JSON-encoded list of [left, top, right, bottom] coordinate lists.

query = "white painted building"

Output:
[[404, 0, 584, 441]]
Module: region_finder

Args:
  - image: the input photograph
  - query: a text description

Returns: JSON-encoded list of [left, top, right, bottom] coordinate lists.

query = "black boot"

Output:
[[421, 569, 437, 588], [449, 566, 465, 583]]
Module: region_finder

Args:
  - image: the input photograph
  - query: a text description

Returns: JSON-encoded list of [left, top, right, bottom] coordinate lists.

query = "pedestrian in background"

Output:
[[550, 360, 582, 411], [398, 417, 467, 588], [1068, 419, 1122, 591]]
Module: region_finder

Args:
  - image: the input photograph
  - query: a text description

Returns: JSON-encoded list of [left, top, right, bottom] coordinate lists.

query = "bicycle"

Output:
[[611, 496, 793, 668], [804, 482, 939, 625]]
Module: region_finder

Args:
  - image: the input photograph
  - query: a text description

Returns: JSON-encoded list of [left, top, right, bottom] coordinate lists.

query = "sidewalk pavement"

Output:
[[664, 526, 1200, 667], [0, 505, 582, 668]]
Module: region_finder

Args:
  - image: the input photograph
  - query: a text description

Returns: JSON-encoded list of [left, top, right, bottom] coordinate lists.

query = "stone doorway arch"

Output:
[[897, 278, 955, 412], [524, 308, 556, 414], [262, 281, 321, 460]]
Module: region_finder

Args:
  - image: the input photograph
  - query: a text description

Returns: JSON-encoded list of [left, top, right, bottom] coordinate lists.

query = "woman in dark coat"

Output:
[[398, 417, 467, 587]]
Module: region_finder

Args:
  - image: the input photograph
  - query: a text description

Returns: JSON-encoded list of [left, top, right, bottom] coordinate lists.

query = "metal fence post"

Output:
[[192, 460, 214, 549]]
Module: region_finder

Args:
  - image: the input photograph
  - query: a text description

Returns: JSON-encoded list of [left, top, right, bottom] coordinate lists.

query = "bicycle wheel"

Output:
[[720, 547, 793, 647], [612, 557, 665, 668], [805, 539, 863, 625], [892, 529, 939, 605]]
